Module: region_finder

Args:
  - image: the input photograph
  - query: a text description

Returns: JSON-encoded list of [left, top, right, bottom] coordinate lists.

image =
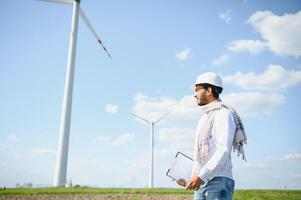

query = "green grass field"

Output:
[[0, 188, 301, 200], [0, 187, 191, 195]]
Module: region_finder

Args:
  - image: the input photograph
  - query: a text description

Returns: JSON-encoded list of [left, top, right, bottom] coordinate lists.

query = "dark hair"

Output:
[[197, 83, 223, 99]]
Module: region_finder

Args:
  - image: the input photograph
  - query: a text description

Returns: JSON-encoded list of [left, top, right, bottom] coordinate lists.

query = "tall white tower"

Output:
[[53, 0, 80, 187], [132, 112, 169, 188], [38, 0, 111, 187]]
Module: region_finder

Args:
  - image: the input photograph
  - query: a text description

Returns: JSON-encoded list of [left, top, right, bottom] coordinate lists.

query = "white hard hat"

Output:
[[195, 72, 223, 88]]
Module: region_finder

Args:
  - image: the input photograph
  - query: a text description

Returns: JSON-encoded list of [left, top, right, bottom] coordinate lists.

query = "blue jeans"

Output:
[[194, 176, 235, 200]]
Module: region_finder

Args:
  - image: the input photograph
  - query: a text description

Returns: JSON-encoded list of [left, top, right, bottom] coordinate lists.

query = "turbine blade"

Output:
[[131, 113, 150, 123], [36, 0, 73, 5], [154, 112, 170, 124], [79, 8, 111, 58]]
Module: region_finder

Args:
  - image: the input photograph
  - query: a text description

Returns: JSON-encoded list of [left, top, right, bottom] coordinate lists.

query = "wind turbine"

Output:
[[37, 0, 111, 187], [132, 112, 170, 188]]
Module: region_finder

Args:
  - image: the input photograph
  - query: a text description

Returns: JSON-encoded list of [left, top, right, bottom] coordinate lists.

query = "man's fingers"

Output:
[[185, 181, 192, 190], [186, 182, 200, 191], [176, 179, 186, 187], [177, 180, 183, 186]]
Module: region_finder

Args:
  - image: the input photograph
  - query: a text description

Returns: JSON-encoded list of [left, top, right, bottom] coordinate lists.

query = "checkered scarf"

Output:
[[197, 99, 247, 165]]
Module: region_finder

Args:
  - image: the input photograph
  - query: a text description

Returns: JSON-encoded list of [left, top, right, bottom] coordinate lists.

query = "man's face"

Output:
[[194, 85, 208, 106]]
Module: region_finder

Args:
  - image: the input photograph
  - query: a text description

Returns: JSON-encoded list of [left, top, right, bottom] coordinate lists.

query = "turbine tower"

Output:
[[37, 0, 111, 187], [132, 112, 170, 188]]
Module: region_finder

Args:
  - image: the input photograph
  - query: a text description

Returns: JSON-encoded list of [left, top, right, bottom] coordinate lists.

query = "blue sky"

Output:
[[0, 0, 301, 189]]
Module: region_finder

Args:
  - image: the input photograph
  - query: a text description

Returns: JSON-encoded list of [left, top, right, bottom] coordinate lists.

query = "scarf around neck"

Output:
[[197, 99, 247, 165]]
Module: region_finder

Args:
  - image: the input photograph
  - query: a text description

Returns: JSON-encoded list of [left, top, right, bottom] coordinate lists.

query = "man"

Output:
[[177, 72, 247, 200]]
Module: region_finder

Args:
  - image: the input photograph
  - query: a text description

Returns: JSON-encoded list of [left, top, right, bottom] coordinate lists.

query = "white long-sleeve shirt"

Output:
[[192, 107, 236, 184]]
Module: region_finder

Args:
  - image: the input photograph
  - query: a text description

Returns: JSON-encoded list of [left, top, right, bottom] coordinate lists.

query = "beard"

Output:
[[197, 101, 206, 106], [197, 94, 208, 106]]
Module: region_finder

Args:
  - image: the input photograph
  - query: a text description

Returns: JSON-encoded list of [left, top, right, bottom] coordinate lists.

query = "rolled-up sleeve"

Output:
[[198, 109, 235, 182]]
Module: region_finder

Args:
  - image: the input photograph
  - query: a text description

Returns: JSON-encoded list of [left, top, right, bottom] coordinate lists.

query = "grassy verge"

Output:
[[234, 190, 301, 200], [1, 188, 301, 200], [0, 188, 193, 195]]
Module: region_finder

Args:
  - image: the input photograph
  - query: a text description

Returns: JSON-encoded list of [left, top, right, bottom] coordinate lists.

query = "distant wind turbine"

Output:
[[37, 0, 111, 187], [132, 112, 170, 188]]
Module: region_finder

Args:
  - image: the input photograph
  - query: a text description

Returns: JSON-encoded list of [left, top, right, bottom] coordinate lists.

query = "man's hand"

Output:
[[176, 178, 186, 187], [186, 175, 204, 191]]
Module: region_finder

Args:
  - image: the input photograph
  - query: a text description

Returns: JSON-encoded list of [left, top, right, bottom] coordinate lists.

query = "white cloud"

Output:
[[30, 148, 55, 157], [219, 9, 232, 24], [227, 39, 266, 54], [133, 92, 147, 101], [73, 158, 98, 166], [291, 174, 301, 179], [240, 162, 267, 169], [132, 93, 200, 125], [212, 54, 230, 66], [13, 154, 25, 159], [105, 104, 118, 114], [268, 153, 301, 161], [154, 148, 176, 157], [176, 48, 191, 61], [132, 88, 284, 124], [7, 133, 17, 141], [125, 152, 149, 171], [95, 136, 111, 142], [170, 95, 201, 122], [132, 93, 176, 123], [223, 91, 285, 117], [224, 65, 301, 91], [159, 127, 195, 153], [247, 10, 301, 57], [232, 153, 301, 189], [112, 133, 135, 146], [284, 153, 301, 161]]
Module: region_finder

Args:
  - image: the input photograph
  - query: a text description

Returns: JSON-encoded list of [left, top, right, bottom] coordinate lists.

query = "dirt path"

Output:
[[0, 194, 193, 200]]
